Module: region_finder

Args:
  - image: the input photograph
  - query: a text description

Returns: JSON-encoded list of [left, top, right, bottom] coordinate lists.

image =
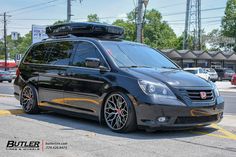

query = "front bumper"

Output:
[[135, 96, 224, 129]]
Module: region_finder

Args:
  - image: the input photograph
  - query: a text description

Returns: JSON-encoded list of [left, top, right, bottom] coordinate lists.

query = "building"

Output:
[[161, 49, 236, 72]]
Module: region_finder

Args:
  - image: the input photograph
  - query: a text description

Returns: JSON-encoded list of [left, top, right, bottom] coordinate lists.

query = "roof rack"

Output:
[[46, 22, 124, 39], [42, 34, 78, 41]]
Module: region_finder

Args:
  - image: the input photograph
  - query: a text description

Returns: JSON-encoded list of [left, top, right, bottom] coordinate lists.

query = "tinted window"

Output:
[[185, 70, 198, 74], [72, 41, 105, 68], [47, 41, 75, 65], [101, 41, 178, 69], [24, 44, 48, 64], [199, 68, 204, 73]]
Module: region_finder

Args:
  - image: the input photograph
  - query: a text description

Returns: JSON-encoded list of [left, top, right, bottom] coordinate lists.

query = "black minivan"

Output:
[[14, 23, 224, 132]]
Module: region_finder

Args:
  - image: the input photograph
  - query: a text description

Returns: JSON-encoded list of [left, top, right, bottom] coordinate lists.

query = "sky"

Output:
[[0, 0, 228, 38]]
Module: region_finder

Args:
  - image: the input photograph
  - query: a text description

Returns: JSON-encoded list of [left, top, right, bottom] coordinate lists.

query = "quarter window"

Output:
[[24, 44, 48, 64]]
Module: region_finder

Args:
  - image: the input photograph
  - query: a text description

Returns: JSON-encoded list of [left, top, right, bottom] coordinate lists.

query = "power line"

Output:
[[6, 0, 62, 14], [163, 6, 225, 16], [158, 2, 185, 9], [11, 4, 57, 16]]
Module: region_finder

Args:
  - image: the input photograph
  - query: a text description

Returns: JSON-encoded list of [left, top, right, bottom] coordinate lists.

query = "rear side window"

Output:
[[72, 41, 105, 68], [47, 41, 75, 65], [199, 68, 204, 73], [24, 44, 48, 64]]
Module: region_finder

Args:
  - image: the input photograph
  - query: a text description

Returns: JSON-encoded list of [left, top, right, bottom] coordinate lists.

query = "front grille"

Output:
[[175, 115, 218, 124], [186, 90, 214, 101]]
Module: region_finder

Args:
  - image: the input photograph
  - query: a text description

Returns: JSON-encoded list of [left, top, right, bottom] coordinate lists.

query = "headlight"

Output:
[[211, 82, 220, 97], [138, 80, 177, 99]]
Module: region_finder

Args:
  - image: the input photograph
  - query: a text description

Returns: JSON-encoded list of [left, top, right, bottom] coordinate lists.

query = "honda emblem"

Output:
[[200, 92, 207, 99]]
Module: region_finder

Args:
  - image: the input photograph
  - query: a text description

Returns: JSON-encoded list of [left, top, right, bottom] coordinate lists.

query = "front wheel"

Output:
[[104, 92, 137, 132], [20, 84, 40, 114]]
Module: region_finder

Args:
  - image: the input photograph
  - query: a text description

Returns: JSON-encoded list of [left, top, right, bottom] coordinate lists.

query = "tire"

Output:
[[8, 80, 12, 83], [20, 84, 40, 114], [103, 92, 137, 133]]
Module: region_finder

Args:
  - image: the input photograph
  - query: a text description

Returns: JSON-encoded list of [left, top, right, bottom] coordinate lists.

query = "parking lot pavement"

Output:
[[215, 81, 236, 92], [0, 96, 236, 157]]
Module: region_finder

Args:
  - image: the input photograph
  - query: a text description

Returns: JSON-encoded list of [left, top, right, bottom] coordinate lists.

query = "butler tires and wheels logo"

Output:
[[6, 140, 40, 151], [6, 140, 68, 151]]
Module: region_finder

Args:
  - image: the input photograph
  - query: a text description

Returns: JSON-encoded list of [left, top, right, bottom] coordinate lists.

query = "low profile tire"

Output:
[[20, 84, 40, 114], [104, 92, 137, 133]]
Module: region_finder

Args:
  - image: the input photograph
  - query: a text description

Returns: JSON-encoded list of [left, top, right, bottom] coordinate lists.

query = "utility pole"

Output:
[[4, 12, 7, 71], [136, 0, 143, 43], [183, 0, 201, 50], [67, 0, 72, 22], [0, 12, 10, 71]]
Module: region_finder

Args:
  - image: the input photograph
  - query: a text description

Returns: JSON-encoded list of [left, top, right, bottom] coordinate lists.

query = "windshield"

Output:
[[101, 41, 178, 69], [185, 70, 198, 74], [205, 68, 215, 73], [225, 69, 235, 74]]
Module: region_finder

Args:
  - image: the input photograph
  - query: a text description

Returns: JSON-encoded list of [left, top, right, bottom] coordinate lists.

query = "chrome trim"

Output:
[[39, 73, 104, 84]]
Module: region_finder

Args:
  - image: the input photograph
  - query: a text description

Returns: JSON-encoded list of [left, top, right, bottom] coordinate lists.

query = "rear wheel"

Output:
[[8, 80, 12, 83], [20, 84, 40, 114], [104, 92, 137, 132]]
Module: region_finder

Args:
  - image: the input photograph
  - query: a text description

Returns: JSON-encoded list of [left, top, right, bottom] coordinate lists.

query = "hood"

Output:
[[125, 68, 212, 87]]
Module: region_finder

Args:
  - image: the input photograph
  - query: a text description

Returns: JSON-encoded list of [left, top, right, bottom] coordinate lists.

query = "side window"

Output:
[[199, 68, 204, 73], [47, 41, 75, 65], [72, 41, 106, 68], [24, 44, 47, 64]]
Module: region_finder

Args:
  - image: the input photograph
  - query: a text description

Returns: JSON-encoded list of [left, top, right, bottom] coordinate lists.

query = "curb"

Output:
[[0, 94, 14, 97]]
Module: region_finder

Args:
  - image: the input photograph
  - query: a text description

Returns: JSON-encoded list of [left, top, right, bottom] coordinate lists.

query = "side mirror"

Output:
[[85, 58, 100, 68]]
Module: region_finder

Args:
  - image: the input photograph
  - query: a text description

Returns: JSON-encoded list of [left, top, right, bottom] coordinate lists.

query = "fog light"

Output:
[[157, 117, 167, 123]]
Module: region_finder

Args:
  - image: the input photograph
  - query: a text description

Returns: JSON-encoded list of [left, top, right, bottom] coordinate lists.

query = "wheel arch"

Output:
[[99, 86, 138, 124]]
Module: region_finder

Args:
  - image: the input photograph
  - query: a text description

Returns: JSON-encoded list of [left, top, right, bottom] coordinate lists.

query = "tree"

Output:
[[222, 0, 236, 51], [53, 20, 67, 25], [112, 19, 136, 41], [87, 14, 99, 22], [112, 9, 178, 49], [203, 29, 235, 52], [0, 32, 32, 59], [143, 9, 178, 49]]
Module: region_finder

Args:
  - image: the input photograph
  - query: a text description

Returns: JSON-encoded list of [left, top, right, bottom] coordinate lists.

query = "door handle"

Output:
[[67, 72, 75, 76], [58, 71, 66, 76]]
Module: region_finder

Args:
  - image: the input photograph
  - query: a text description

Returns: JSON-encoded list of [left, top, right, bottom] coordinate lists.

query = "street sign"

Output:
[[32, 25, 48, 44], [11, 32, 19, 40]]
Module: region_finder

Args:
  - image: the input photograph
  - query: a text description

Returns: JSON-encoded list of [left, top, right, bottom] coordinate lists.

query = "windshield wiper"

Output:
[[120, 65, 152, 68], [161, 66, 180, 70]]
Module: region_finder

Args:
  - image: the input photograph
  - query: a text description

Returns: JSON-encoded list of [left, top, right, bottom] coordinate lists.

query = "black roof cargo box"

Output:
[[46, 22, 124, 39]]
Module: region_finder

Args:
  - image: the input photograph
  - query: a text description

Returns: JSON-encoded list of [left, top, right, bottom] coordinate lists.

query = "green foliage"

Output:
[[222, 0, 236, 43], [0, 32, 32, 59], [112, 19, 136, 41], [143, 10, 177, 49], [112, 9, 178, 49], [53, 20, 67, 25], [87, 14, 100, 22]]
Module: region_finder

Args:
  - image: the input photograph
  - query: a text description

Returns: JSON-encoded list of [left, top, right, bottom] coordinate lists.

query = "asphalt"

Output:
[[0, 81, 235, 157]]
